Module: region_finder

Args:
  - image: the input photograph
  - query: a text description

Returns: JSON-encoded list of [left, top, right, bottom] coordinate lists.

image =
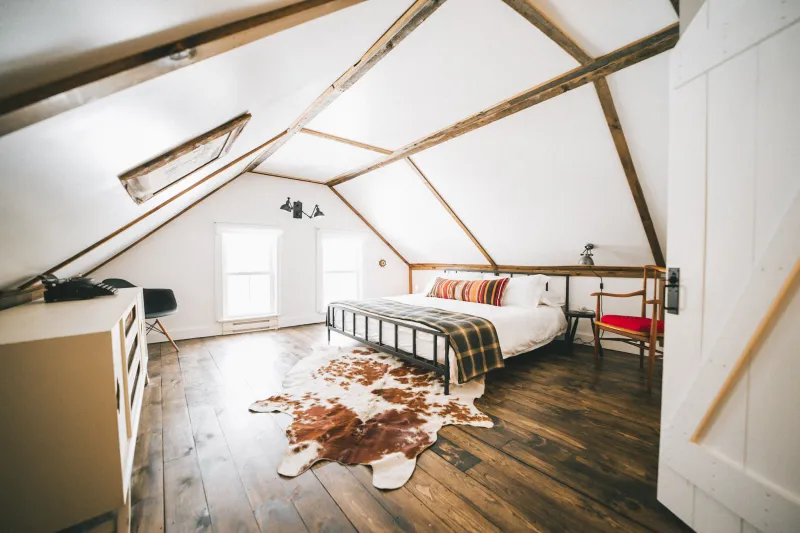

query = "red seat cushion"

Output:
[[600, 315, 664, 334]]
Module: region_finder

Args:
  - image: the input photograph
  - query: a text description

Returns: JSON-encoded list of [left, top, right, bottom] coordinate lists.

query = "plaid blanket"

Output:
[[332, 298, 504, 384]]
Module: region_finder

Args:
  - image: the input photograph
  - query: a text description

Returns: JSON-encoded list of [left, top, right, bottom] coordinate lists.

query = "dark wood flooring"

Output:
[[131, 324, 689, 533]]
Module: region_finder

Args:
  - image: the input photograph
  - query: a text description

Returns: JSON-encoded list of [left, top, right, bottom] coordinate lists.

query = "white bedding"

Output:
[[332, 295, 568, 383]]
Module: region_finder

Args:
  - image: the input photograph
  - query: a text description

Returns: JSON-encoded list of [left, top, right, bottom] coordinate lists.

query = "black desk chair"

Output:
[[103, 278, 179, 353]]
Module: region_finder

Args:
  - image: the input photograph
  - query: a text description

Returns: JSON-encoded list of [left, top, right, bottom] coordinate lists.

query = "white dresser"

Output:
[[0, 288, 148, 532]]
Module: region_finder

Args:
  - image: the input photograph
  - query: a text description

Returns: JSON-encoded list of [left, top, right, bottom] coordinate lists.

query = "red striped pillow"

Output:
[[427, 277, 509, 306]]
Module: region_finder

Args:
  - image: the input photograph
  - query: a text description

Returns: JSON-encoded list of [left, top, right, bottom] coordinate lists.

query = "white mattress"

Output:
[[331, 295, 568, 383]]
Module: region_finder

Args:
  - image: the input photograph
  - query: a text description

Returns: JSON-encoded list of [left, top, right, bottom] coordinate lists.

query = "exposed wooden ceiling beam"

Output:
[[410, 263, 645, 278], [0, 0, 363, 136], [249, 169, 325, 184], [593, 78, 665, 267], [327, 23, 678, 186], [500, 0, 592, 64], [405, 158, 496, 267], [245, 0, 446, 171], [16, 131, 287, 289], [300, 128, 393, 154], [328, 185, 410, 266]]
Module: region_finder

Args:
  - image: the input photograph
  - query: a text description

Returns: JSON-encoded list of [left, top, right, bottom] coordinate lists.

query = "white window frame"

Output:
[[215, 223, 282, 322], [317, 229, 365, 314]]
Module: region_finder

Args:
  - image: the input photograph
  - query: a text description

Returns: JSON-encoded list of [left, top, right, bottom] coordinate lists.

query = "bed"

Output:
[[326, 272, 570, 394]]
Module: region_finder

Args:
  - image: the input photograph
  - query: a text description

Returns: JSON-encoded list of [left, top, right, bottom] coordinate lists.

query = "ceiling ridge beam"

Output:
[[327, 185, 410, 266], [0, 0, 364, 136], [500, 0, 592, 64], [249, 169, 325, 184], [15, 130, 287, 290], [405, 158, 496, 267], [593, 78, 665, 267], [410, 263, 645, 278], [300, 128, 393, 155], [245, 0, 446, 172], [327, 22, 678, 186]]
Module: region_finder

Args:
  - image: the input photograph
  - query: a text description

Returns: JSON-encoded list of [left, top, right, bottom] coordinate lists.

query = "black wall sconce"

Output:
[[280, 197, 324, 219]]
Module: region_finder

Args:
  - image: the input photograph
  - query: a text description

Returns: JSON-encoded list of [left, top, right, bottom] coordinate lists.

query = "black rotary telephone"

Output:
[[39, 274, 118, 303]]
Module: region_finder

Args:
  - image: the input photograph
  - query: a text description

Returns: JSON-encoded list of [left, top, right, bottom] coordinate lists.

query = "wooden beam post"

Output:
[[405, 158, 496, 267], [327, 23, 678, 186], [0, 0, 364, 136], [500, 0, 592, 64], [249, 170, 325, 184], [300, 128, 393, 155], [327, 186, 410, 266], [246, 0, 445, 172], [594, 78, 665, 266]]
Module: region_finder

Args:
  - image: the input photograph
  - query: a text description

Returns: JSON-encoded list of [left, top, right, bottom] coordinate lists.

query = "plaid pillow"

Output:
[[427, 277, 509, 306]]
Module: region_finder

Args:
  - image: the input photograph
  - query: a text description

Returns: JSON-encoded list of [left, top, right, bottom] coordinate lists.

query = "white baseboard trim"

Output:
[[145, 315, 326, 345], [279, 315, 325, 328], [146, 324, 221, 344]]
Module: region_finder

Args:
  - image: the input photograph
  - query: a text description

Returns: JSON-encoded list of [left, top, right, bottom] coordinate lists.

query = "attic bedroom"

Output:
[[1, 1, 798, 532]]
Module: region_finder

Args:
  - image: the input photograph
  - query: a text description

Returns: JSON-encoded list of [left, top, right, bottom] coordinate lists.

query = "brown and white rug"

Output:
[[249, 346, 492, 489]]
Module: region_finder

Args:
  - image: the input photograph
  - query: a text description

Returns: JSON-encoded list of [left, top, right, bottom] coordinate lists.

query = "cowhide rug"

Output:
[[249, 346, 492, 489]]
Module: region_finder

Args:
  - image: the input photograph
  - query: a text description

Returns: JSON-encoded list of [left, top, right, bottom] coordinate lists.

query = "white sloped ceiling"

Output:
[[0, 0, 414, 288], [334, 161, 487, 265], [1, 0, 678, 284], [0, 0, 301, 99], [528, 0, 678, 56], [318, 0, 674, 267], [411, 82, 655, 266], [253, 131, 383, 182], [306, 0, 579, 149]]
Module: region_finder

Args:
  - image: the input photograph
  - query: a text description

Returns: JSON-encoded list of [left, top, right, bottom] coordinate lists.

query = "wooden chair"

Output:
[[591, 265, 666, 392]]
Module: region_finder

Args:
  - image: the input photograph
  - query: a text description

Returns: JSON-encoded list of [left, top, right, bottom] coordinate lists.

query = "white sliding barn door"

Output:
[[659, 2, 800, 532]]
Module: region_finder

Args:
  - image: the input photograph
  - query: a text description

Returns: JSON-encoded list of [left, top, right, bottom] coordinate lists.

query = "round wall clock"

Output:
[[378, 259, 387, 268]]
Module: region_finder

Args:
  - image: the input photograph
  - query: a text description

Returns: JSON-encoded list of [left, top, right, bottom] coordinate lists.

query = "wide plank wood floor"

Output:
[[132, 324, 689, 533]]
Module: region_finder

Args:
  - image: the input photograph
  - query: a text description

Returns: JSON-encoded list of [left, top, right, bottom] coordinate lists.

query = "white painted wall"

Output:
[[659, 2, 800, 531], [92, 173, 409, 342]]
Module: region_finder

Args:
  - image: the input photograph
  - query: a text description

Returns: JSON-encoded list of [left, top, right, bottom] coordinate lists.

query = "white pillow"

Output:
[[540, 292, 566, 308], [502, 275, 549, 309]]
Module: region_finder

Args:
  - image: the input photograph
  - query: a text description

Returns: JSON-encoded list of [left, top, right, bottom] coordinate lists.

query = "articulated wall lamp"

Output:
[[579, 243, 595, 266], [280, 197, 324, 219]]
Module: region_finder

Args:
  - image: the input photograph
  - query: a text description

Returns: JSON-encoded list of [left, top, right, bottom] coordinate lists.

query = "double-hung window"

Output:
[[318, 230, 363, 312], [216, 224, 281, 320]]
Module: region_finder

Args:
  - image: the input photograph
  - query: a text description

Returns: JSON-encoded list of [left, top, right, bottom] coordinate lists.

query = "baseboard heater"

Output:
[[221, 316, 278, 335]]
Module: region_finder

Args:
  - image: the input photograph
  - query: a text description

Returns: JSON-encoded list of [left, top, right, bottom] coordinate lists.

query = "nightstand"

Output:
[[564, 309, 603, 357]]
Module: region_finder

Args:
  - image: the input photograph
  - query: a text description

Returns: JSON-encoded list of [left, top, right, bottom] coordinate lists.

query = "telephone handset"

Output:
[[40, 274, 118, 303]]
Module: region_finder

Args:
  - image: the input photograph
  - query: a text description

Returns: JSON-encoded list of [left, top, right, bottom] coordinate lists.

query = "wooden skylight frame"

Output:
[[118, 113, 251, 204]]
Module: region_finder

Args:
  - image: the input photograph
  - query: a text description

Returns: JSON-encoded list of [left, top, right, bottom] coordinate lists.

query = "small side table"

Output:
[[564, 309, 603, 357]]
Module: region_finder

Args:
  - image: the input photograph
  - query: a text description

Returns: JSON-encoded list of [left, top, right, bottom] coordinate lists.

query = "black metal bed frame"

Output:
[[326, 271, 571, 395]]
